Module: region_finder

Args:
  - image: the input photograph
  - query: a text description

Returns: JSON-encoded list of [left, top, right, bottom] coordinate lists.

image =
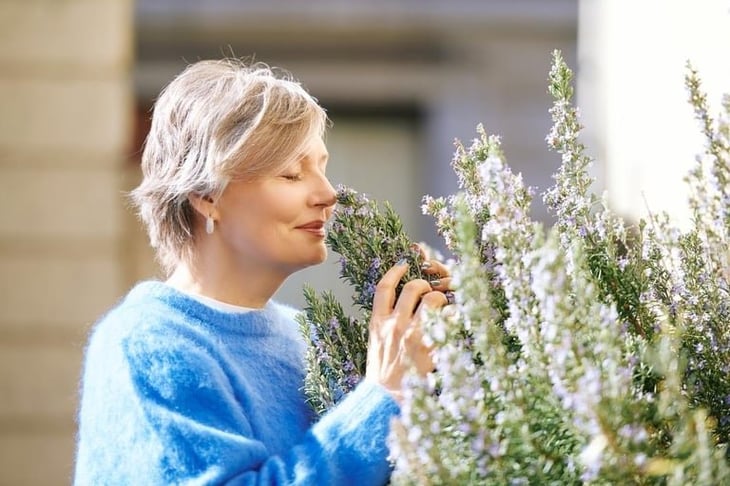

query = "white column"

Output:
[[579, 0, 730, 227]]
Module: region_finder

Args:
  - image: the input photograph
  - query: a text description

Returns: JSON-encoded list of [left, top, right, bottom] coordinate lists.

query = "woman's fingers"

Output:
[[416, 290, 449, 315], [427, 276, 453, 292], [372, 260, 410, 316], [420, 259, 450, 279], [414, 243, 452, 291], [402, 290, 446, 375], [402, 325, 435, 375], [394, 279, 432, 323]]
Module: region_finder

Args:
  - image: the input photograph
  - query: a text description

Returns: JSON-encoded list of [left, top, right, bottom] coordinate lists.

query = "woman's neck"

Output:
[[166, 258, 286, 309]]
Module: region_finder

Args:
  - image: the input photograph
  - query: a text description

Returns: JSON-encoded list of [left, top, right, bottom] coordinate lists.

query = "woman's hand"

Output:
[[415, 244, 454, 303], [365, 259, 449, 403]]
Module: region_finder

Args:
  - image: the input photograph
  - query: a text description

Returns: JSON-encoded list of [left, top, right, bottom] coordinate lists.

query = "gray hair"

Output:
[[130, 58, 328, 273]]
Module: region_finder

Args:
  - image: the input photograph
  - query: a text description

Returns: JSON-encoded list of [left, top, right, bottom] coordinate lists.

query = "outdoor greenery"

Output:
[[299, 50, 730, 484]]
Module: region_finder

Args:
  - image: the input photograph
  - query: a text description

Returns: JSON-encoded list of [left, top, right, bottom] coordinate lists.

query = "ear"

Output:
[[188, 193, 218, 220]]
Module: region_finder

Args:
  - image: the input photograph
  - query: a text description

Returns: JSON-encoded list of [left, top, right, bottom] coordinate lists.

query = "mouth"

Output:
[[295, 220, 326, 237]]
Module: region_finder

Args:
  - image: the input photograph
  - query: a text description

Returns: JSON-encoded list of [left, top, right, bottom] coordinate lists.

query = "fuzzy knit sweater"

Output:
[[74, 281, 399, 485]]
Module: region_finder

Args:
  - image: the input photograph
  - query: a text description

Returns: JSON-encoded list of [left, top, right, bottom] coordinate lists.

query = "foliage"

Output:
[[300, 50, 730, 483], [297, 186, 424, 414]]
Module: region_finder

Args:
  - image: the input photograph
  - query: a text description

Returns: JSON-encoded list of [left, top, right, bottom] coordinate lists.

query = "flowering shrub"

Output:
[[298, 187, 425, 414], [301, 50, 730, 483]]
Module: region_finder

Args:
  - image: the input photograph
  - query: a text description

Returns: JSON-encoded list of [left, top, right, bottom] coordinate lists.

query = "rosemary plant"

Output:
[[300, 50, 730, 484]]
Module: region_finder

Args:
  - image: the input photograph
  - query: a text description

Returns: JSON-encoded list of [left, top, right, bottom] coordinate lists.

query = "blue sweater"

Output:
[[74, 281, 399, 485]]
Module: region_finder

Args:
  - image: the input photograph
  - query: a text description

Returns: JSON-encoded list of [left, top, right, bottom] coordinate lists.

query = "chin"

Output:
[[293, 248, 328, 270], [308, 248, 329, 266]]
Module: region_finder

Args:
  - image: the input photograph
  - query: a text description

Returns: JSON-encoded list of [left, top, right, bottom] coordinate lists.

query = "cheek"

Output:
[[269, 196, 307, 224], [224, 189, 303, 238], [260, 207, 297, 229]]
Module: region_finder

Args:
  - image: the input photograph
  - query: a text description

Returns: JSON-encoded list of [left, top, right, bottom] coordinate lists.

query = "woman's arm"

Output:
[[75, 319, 398, 486]]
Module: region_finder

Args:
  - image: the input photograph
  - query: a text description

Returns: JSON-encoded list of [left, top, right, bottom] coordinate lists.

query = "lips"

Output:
[[296, 220, 326, 236]]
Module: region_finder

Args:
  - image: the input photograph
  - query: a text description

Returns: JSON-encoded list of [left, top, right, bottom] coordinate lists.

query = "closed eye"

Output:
[[281, 174, 302, 181]]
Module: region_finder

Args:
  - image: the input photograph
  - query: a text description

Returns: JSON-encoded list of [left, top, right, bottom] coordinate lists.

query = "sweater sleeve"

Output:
[[113, 327, 399, 486], [229, 382, 399, 486]]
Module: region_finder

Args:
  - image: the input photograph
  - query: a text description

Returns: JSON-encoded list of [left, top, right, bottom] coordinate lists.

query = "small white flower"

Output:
[[579, 434, 608, 474]]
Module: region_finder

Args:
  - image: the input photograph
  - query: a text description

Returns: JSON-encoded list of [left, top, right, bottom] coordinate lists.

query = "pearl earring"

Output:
[[205, 215, 215, 235]]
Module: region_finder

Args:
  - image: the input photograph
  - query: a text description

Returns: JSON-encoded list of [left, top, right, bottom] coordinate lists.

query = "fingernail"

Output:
[[429, 279, 441, 287], [445, 291, 456, 305], [397, 258, 409, 266], [420, 261, 432, 270]]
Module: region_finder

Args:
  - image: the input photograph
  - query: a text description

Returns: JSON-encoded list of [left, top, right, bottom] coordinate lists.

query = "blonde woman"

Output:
[[74, 59, 450, 485]]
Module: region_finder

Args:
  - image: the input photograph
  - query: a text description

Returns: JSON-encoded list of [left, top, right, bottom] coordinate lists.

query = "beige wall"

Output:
[[579, 0, 730, 227], [0, 1, 134, 484]]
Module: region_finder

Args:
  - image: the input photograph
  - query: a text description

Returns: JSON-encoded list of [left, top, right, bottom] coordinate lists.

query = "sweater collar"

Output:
[[125, 280, 292, 337]]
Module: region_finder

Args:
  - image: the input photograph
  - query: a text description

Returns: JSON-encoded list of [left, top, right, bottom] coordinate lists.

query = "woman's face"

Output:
[[213, 134, 337, 276]]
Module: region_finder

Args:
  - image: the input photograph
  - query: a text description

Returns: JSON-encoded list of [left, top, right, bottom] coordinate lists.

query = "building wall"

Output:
[[579, 0, 730, 227], [0, 1, 134, 484]]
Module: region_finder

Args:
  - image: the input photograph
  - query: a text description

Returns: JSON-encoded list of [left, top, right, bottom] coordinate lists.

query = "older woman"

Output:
[[74, 59, 449, 485]]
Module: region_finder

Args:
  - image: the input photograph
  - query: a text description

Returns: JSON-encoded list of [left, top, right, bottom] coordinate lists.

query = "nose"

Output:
[[314, 173, 337, 208]]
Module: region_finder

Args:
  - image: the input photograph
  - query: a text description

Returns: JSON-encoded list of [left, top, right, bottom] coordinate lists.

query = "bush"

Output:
[[300, 50, 730, 484]]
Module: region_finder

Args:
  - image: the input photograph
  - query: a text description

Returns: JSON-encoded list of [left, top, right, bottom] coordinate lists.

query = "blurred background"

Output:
[[0, 0, 727, 483]]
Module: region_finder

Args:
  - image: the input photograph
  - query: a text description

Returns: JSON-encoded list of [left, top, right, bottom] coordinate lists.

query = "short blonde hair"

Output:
[[131, 59, 328, 273]]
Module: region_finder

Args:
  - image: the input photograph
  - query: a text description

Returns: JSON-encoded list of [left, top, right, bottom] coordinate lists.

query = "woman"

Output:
[[74, 59, 450, 485]]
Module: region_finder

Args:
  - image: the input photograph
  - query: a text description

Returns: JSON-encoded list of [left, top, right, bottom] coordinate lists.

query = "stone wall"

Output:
[[0, 1, 134, 483]]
